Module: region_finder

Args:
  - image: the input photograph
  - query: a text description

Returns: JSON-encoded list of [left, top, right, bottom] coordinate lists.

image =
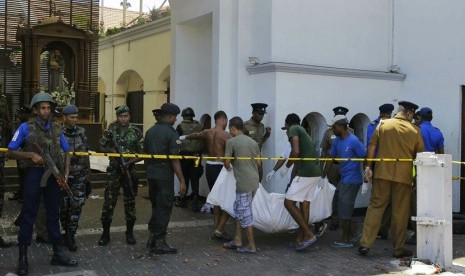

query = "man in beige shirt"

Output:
[[359, 101, 424, 258]]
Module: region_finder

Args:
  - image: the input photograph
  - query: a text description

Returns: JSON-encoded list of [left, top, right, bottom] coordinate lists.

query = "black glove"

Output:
[[85, 181, 92, 199]]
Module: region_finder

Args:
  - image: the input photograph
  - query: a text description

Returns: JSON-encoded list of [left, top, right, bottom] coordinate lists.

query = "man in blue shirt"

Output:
[[366, 103, 394, 146], [322, 115, 366, 248], [7, 93, 77, 275], [418, 107, 444, 154]]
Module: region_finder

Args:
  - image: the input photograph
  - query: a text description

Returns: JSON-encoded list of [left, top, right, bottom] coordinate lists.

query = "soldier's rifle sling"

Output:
[[32, 142, 79, 208], [112, 136, 136, 198]]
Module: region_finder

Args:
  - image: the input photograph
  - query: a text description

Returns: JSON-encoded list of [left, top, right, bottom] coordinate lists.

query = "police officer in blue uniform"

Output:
[[418, 107, 444, 154], [366, 103, 394, 146], [7, 93, 77, 276]]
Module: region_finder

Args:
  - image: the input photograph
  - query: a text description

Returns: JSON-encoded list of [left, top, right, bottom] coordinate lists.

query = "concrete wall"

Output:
[[394, 0, 465, 211], [271, 0, 391, 71]]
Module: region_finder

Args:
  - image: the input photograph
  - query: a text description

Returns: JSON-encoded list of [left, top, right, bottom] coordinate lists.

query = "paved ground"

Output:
[[1, 186, 465, 276]]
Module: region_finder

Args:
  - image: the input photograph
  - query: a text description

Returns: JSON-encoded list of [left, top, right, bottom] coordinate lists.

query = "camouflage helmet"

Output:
[[30, 92, 56, 109], [181, 107, 195, 117]]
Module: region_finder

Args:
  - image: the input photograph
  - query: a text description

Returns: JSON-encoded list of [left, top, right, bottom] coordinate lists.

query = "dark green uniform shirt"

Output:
[[288, 125, 321, 177], [144, 121, 180, 181]]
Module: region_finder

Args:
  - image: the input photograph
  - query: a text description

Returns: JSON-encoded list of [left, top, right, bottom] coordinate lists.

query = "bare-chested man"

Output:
[[179, 111, 232, 240]]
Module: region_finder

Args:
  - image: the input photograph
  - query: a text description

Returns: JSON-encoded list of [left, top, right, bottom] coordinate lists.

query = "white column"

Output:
[[413, 152, 453, 268]]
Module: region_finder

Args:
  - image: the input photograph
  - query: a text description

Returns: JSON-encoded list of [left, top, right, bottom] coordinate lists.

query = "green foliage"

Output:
[[105, 27, 125, 36], [149, 6, 171, 21]]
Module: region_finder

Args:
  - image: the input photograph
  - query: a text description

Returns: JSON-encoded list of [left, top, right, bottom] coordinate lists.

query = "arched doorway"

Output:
[[158, 65, 170, 102], [116, 70, 144, 130], [349, 113, 371, 146], [301, 112, 327, 155]]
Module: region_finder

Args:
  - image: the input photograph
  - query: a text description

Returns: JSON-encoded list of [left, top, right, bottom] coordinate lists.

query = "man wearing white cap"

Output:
[[322, 115, 366, 248]]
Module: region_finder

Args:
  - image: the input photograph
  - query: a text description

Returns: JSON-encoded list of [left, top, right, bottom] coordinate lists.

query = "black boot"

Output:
[[191, 195, 200, 213], [64, 231, 77, 252], [98, 221, 111, 246], [146, 232, 155, 249], [151, 238, 178, 255], [17, 245, 28, 276], [51, 244, 78, 267], [125, 221, 136, 245]]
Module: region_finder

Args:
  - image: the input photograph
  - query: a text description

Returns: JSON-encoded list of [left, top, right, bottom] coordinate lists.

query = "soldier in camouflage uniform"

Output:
[[176, 107, 203, 212], [98, 105, 143, 246], [60, 105, 91, 251], [0, 134, 12, 248], [244, 103, 271, 150]]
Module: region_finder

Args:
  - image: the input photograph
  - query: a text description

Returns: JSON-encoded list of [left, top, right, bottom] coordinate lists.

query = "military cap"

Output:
[[152, 108, 162, 116], [115, 104, 130, 115], [251, 103, 268, 114], [17, 105, 30, 114], [332, 106, 349, 116], [379, 103, 394, 113], [62, 105, 78, 115], [161, 103, 181, 115], [398, 101, 419, 111], [330, 114, 348, 126], [419, 107, 433, 116]]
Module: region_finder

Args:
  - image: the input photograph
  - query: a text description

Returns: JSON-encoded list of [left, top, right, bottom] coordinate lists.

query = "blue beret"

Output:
[[62, 105, 78, 115], [419, 107, 432, 116], [332, 106, 349, 116], [161, 103, 181, 115], [379, 103, 394, 113], [116, 104, 130, 115]]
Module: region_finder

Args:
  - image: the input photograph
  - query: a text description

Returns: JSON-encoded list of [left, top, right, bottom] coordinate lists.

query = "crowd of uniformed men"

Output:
[[0, 92, 445, 275]]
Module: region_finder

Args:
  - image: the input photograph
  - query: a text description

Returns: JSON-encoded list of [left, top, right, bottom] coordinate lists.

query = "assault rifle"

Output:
[[32, 142, 78, 208], [112, 136, 136, 199]]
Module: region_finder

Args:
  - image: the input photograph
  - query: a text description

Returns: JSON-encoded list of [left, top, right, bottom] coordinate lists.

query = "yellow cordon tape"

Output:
[[0, 147, 461, 163], [0, 147, 415, 162], [2, 147, 465, 181]]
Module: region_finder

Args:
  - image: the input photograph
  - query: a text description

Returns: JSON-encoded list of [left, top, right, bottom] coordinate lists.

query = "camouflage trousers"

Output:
[[60, 172, 87, 234], [100, 168, 136, 224]]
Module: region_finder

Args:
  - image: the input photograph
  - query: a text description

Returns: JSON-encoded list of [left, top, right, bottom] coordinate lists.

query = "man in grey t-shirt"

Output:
[[222, 117, 262, 254]]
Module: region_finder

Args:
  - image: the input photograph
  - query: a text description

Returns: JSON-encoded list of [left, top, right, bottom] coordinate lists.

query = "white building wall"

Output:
[[394, 0, 465, 212], [170, 0, 464, 210], [271, 0, 391, 71]]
